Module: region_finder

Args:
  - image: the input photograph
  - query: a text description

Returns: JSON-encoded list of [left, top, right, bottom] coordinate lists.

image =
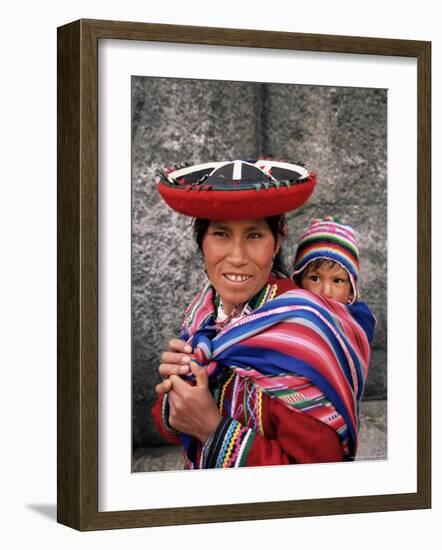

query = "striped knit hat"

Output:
[[292, 216, 360, 303]]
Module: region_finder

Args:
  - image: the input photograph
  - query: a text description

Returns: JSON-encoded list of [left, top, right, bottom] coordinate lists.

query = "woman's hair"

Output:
[[192, 215, 288, 276]]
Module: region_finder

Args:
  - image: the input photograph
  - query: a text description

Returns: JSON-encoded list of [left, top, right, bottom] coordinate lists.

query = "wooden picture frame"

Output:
[[57, 18, 431, 531]]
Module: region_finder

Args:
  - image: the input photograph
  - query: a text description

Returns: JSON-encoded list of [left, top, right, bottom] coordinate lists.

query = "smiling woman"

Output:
[[151, 159, 376, 469], [201, 219, 282, 315]]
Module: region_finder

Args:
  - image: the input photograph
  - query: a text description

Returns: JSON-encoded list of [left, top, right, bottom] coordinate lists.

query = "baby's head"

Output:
[[292, 216, 360, 304]]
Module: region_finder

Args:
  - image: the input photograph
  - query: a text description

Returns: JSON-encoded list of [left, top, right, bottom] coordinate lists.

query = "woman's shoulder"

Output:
[[268, 274, 298, 297]]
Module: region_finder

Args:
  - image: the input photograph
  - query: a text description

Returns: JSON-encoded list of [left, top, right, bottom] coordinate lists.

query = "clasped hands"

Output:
[[156, 338, 222, 443]]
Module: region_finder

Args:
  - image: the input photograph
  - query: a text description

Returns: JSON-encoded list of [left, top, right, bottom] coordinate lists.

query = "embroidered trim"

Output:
[[256, 283, 277, 308], [201, 417, 256, 468], [257, 387, 264, 436], [161, 394, 179, 434], [218, 372, 235, 414]]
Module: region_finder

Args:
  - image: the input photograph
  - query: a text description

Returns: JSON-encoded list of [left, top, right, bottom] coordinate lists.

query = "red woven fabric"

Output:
[[157, 174, 316, 220]]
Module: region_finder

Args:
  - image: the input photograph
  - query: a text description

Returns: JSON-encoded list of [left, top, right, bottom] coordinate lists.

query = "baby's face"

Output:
[[300, 262, 352, 304]]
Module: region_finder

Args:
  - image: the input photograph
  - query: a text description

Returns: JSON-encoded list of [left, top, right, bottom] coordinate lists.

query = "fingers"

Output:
[[159, 339, 193, 380], [155, 378, 172, 395], [168, 338, 192, 354], [159, 362, 190, 379], [190, 361, 209, 390], [156, 374, 190, 398], [167, 363, 209, 394], [167, 374, 189, 396], [161, 350, 191, 366], [160, 347, 193, 380]]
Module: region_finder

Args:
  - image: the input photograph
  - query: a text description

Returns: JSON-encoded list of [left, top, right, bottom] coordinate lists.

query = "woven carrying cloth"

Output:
[[157, 159, 316, 220], [180, 282, 376, 462]]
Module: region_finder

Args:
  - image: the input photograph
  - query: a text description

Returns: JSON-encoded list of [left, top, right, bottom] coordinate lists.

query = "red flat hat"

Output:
[[157, 159, 317, 220]]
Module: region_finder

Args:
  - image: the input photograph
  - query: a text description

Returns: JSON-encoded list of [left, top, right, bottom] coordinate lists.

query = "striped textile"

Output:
[[181, 282, 375, 460]]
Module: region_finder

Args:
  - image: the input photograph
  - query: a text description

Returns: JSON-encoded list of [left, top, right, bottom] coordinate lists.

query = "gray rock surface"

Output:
[[132, 445, 185, 473], [132, 76, 387, 448], [357, 399, 388, 461]]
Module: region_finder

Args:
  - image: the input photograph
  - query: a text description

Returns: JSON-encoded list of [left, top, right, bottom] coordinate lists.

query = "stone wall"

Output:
[[132, 76, 387, 448]]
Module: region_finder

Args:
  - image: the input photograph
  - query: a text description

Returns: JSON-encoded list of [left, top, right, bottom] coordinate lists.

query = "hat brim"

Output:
[[158, 173, 316, 220]]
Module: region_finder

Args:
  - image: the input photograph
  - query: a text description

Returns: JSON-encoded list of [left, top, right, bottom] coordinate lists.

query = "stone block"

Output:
[[263, 84, 387, 206]]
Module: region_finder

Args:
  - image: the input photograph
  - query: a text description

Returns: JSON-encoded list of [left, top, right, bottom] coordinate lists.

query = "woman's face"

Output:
[[202, 218, 281, 315]]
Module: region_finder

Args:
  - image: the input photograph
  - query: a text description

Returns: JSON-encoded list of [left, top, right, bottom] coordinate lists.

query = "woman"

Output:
[[152, 159, 375, 468]]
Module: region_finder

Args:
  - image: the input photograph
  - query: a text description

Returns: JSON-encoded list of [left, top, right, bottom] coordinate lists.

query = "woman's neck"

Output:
[[219, 299, 243, 317]]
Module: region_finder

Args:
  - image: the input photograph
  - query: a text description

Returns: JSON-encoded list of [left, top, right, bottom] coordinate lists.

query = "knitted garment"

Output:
[[180, 280, 375, 463], [292, 216, 360, 303]]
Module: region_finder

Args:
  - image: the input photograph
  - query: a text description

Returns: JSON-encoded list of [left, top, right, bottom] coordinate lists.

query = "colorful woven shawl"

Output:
[[180, 280, 376, 460]]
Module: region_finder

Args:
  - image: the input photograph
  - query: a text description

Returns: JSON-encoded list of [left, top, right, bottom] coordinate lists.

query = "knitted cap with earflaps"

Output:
[[292, 216, 360, 303]]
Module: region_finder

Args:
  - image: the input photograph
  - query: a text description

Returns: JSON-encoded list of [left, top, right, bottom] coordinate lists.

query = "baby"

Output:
[[291, 216, 360, 305]]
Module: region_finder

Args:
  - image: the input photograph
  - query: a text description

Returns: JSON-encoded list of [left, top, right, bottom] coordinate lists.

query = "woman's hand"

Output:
[[168, 362, 222, 443], [156, 338, 193, 396]]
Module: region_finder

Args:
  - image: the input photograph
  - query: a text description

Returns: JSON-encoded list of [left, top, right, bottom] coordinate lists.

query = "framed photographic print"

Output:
[[57, 18, 431, 530]]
